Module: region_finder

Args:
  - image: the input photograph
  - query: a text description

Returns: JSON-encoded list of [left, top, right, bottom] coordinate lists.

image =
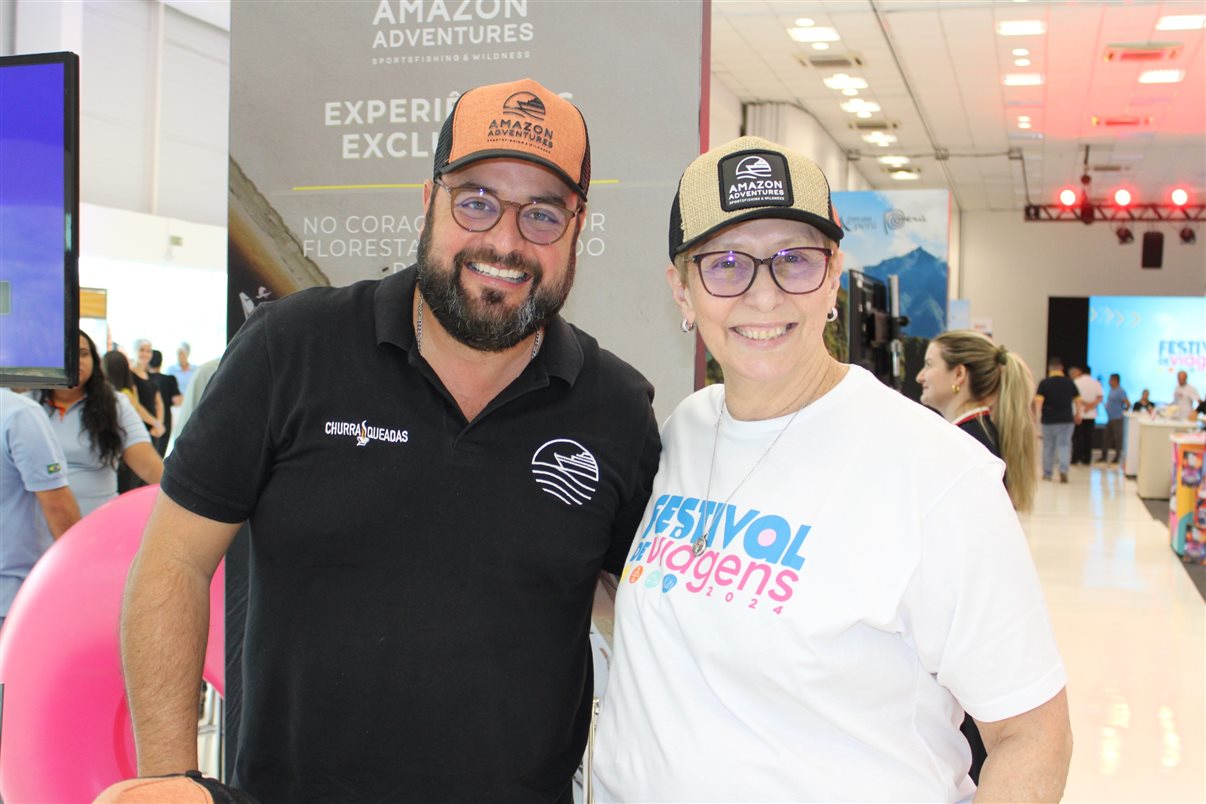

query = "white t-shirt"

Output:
[[1073, 374, 1103, 418], [1172, 382, 1200, 419], [593, 366, 1066, 803]]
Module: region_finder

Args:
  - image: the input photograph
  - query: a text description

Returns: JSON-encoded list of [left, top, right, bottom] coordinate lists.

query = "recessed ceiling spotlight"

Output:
[[1156, 15, 1206, 31], [1014, 58, 1032, 67], [812, 42, 830, 51], [795, 18, 815, 27], [879, 155, 911, 167], [862, 132, 898, 146], [823, 74, 868, 91], [1018, 115, 1031, 122], [789, 26, 840, 43], [840, 99, 881, 113], [1012, 48, 1030, 56], [857, 111, 872, 119], [890, 169, 921, 181], [1003, 73, 1045, 86], [997, 20, 1046, 36], [1138, 69, 1186, 84], [842, 88, 859, 97], [1018, 121, 1032, 129]]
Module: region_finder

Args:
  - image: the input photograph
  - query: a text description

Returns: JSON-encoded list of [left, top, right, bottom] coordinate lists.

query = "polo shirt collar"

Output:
[[372, 265, 583, 386]]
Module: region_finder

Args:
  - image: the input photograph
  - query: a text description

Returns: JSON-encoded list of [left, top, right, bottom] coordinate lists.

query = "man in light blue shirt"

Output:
[[1099, 373, 1129, 465], [1, 388, 81, 628]]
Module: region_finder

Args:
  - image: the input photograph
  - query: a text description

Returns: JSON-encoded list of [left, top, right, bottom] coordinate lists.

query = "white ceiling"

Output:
[[713, 0, 1206, 212]]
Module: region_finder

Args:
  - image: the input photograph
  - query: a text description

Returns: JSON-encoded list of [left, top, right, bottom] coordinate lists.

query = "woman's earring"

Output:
[[681, 319, 695, 333], [952, 384, 961, 394], [826, 307, 838, 322]]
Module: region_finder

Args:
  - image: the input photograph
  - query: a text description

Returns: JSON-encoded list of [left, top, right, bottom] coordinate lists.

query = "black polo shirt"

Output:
[[163, 267, 661, 803], [1035, 374, 1079, 424]]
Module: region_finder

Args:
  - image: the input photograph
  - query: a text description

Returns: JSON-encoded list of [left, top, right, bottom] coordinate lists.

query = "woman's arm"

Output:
[[974, 689, 1072, 802], [123, 441, 164, 485]]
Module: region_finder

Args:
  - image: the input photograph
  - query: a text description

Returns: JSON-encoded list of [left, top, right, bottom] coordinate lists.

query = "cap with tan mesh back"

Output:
[[433, 78, 591, 200], [668, 136, 843, 260]]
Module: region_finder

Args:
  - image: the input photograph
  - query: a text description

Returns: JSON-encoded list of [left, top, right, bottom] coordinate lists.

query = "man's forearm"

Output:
[[974, 728, 1072, 802], [121, 551, 212, 774], [36, 486, 81, 538]]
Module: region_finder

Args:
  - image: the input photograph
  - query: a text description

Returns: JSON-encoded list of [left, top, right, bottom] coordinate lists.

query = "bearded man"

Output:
[[118, 79, 660, 803]]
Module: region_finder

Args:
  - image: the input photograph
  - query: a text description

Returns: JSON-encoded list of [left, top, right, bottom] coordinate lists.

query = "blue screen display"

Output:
[[1086, 295, 1206, 415], [0, 60, 67, 373]]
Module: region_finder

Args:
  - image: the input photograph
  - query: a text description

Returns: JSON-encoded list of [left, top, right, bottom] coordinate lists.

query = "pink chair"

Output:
[[0, 486, 225, 803]]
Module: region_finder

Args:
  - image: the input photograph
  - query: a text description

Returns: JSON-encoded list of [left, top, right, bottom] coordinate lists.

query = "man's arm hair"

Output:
[[35, 486, 81, 539], [122, 493, 241, 775]]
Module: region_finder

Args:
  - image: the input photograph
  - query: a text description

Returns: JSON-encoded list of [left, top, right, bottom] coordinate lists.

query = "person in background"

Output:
[[1172, 371, 1201, 420], [917, 330, 1038, 512], [1, 387, 81, 630], [104, 350, 163, 494], [166, 342, 197, 393], [915, 329, 1039, 784], [147, 349, 182, 456], [594, 136, 1071, 802], [1132, 389, 1156, 413], [1069, 366, 1102, 466], [130, 339, 166, 438], [173, 357, 221, 437], [1034, 358, 1080, 484], [41, 334, 163, 515], [1099, 374, 1129, 465]]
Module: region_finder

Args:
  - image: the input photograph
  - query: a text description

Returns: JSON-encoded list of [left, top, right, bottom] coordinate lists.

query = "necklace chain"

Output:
[[693, 396, 805, 557], [415, 295, 542, 360]]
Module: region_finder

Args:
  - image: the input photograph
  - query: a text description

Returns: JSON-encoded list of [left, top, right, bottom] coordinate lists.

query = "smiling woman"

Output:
[[591, 136, 1073, 803]]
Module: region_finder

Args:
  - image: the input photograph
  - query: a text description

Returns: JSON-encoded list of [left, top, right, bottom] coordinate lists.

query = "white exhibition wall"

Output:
[[961, 211, 1205, 380]]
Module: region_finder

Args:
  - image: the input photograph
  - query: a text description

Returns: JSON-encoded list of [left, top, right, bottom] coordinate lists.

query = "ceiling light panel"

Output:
[[1138, 69, 1185, 84], [840, 99, 881, 113], [788, 26, 840, 43], [823, 73, 868, 91], [1155, 15, 1206, 31], [1003, 73, 1045, 86], [996, 20, 1047, 36]]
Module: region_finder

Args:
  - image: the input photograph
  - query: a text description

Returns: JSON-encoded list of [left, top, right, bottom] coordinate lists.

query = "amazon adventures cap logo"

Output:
[[719, 150, 792, 211]]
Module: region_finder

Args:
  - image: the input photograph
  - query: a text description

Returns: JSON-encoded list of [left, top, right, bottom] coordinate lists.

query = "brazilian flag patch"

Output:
[[47, 463, 62, 474]]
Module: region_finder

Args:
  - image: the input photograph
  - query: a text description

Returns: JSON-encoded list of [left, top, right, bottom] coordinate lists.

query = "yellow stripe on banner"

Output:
[[291, 183, 423, 191], [591, 179, 620, 185]]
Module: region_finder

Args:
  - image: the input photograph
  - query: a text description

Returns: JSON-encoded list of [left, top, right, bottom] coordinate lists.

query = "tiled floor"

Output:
[[1023, 463, 1204, 802]]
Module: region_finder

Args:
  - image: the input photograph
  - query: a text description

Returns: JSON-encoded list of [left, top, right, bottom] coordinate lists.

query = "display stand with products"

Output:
[[1170, 432, 1205, 564]]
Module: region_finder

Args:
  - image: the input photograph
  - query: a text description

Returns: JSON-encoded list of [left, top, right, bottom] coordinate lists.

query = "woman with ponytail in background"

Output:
[[915, 329, 1040, 784], [917, 330, 1038, 513]]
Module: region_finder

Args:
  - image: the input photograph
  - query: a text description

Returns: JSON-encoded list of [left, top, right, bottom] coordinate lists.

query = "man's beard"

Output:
[[416, 215, 576, 353]]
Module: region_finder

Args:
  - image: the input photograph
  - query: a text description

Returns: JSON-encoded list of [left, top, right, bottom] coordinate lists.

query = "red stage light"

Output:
[[1170, 188, 1189, 207], [1058, 188, 1077, 206], [1113, 188, 1132, 207]]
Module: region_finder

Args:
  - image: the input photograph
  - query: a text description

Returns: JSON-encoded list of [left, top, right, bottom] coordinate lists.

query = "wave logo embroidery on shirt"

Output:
[[531, 439, 598, 506]]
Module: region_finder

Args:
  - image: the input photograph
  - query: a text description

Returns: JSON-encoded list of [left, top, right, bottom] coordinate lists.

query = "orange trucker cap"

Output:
[[433, 78, 591, 200]]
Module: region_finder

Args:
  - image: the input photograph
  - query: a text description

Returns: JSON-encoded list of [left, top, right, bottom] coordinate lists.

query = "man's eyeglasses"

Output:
[[692, 247, 833, 297], [434, 179, 579, 245]]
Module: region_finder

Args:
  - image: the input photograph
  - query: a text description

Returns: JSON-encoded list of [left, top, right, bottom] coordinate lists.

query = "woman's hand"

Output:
[[150, 421, 166, 438]]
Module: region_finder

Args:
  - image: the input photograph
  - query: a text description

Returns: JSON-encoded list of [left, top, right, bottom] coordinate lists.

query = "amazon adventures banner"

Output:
[[228, 0, 705, 422]]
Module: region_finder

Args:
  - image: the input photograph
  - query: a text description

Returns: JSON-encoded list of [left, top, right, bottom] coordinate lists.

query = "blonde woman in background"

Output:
[[917, 330, 1038, 513], [914, 329, 1040, 783]]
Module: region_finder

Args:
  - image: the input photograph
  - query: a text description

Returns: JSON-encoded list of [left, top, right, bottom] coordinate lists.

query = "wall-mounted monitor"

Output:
[[0, 51, 80, 387]]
